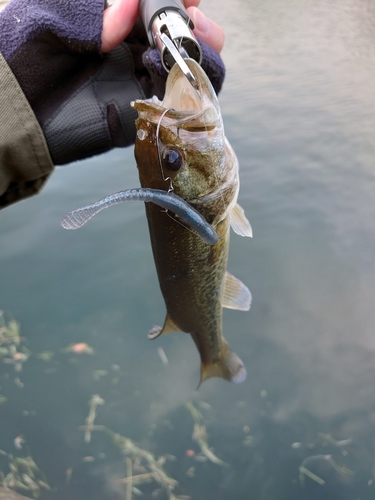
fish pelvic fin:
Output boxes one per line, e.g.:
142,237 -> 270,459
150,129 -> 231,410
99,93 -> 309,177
199,341 -> 247,386
221,271 -> 252,311
230,203 -> 252,237
148,313 -> 179,339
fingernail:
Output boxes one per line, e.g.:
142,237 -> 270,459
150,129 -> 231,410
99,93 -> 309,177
191,8 -> 210,34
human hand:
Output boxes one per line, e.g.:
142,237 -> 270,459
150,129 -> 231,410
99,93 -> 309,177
102,0 -> 225,53
102,0 -> 226,100
0,0 -> 225,166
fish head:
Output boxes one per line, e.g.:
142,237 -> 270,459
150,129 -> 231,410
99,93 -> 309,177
132,59 -> 238,224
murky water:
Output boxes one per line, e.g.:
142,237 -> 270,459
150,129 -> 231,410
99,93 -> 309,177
1,0 -> 375,498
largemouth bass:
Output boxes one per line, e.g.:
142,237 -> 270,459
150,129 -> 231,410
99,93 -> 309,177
132,59 -> 252,385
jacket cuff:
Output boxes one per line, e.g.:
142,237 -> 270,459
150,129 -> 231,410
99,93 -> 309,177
0,52 -> 53,209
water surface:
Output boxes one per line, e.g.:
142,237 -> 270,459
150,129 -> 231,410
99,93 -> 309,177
1,1 -> 375,498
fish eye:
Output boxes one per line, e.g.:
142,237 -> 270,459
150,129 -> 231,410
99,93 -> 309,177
162,147 -> 183,172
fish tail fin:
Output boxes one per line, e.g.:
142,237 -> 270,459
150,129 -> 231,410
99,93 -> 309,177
198,341 -> 246,387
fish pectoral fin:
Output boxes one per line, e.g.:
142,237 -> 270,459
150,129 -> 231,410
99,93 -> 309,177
230,203 -> 252,237
199,341 -> 246,386
148,314 -> 179,339
221,271 -> 252,311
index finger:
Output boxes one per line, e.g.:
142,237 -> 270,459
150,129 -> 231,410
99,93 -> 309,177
184,0 -> 200,6
101,0 -> 138,53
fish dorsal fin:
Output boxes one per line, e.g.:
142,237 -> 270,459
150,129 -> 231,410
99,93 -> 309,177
148,314 -> 179,339
199,341 -> 246,386
230,203 -> 252,237
221,271 -> 252,311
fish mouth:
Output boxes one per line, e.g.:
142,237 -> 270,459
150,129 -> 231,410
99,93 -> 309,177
132,60 -> 220,130
162,59 -> 219,113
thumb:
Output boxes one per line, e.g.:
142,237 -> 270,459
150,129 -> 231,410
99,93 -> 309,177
101,0 -> 139,53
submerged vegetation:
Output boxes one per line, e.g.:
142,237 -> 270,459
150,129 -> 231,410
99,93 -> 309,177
185,402 -> 227,467
80,401 -> 181,499
0,311 -> 374,499
0,455 -> 50,498
78,397 -> 228,499
0,312 -> 232,499
0,312 -> 30,373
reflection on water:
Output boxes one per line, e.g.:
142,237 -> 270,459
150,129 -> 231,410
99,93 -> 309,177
1,0 -> 375,498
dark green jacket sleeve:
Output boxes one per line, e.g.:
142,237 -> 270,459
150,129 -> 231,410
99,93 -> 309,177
0,52 -> 53,209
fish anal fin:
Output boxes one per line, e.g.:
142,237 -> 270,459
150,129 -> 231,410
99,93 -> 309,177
199,341 -> 246,386
221,271 -> 252,311
148,314 -> 179,339
230,203 -> 252,237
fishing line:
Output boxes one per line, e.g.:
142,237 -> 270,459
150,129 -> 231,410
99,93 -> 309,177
164,207 -> 199,238
155,107 -> 194,236
156,107 -> 174,193
155,105 -> 205,240
154,63 -> 224,240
